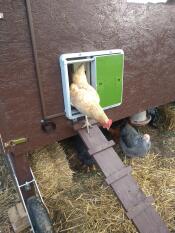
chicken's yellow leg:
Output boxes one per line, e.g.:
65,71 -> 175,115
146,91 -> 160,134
81,116 -> 93,133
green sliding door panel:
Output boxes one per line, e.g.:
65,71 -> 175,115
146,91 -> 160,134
95,54 -> 124,108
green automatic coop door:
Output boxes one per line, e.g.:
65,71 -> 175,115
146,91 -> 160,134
60,49 -> 124,120
95,54 -> 124,108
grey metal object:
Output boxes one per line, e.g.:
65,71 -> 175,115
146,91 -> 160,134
130,111 -> 151,126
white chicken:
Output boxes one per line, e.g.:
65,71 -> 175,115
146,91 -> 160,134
70,64 -> 112,133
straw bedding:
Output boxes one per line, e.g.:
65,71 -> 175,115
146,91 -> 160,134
0,122 -> 174,232
0,156 -> 20,233
29,142 -> 175,232
160,103 -> 175,131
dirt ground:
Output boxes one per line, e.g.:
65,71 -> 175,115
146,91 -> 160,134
0,125 -> 175,233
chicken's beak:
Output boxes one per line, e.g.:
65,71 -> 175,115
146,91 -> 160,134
103,119 -> 112,130
108,119 -> 113,130
107,125 -> 111,130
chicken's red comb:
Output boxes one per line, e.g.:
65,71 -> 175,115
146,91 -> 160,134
103,119 -> 112,130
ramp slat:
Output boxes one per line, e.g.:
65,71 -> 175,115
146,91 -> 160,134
77,125 -> 169,233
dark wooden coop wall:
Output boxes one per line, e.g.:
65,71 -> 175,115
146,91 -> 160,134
0,0 -> 175,154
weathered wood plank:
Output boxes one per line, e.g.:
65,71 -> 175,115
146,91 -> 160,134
126,196 -> 154,220
106,166 -> 132,185
88,140 -> 115,155
78,125 -> 169,233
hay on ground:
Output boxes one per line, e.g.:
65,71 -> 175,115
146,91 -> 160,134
126,154 -> 175,232
0,137 -> 174,232
160,103 -> 175,131
31,142 -> 175,233
30,143 -> 74,227
0,156 -> 20,233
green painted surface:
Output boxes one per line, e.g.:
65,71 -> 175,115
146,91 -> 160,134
96,54 -> 124,108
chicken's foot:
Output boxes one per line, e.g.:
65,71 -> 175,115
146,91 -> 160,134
81,116 -> 93,133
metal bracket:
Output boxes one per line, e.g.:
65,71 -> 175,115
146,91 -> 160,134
4,138 -> 28,148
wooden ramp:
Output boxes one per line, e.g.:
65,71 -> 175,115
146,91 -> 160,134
74,124 -> 169,233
